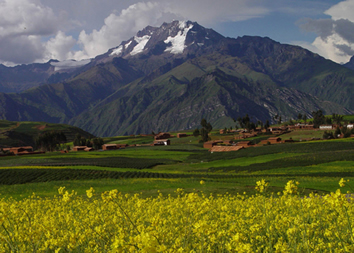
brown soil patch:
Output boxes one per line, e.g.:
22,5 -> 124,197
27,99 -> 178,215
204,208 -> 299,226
35,125 -> 47,130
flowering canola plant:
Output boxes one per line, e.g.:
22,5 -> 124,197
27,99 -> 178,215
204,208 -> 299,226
0,180 -> 354,252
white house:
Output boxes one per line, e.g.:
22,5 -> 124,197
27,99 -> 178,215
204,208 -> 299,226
319,125 -> 333,130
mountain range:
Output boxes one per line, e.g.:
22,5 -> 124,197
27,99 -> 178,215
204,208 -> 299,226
0,20 -> 353,136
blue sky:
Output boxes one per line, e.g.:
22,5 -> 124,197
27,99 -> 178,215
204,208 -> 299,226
0,0 -> 352,65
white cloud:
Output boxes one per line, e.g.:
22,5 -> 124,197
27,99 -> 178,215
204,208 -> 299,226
71,0 -> 270,60
0,0 -> 59,38
0,0 -> 69,64
0,35 -> 45,64
300,0 -> 354,63
164,0 -> 269,24
45,31 -> 77,61
312,35 -> 354,63
325,0 -> 354,22
50,59 -> 91,71
0,0 -> 271,64
72,2 -> 177,60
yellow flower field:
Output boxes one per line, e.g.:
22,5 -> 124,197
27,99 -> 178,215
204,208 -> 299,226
1,181 -> 354,252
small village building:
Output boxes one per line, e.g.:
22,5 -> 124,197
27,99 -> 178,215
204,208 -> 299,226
267,137 -> 282,144
243,133 -> 257,138
102,144 -> 119,150
271,130 -> 284,135
210,146 -> 244,152
223,139 -> 233,145
269,127 -> 282,132
116,144 -> 128,148
72,146 -> 87,151
302,124 -> 314,130
319,125 -> 334,130
235,141 -> 253,148
84,147 -> 94,152
153,139 -> 170,146
347,124 -> 354,129
287,125 -> 297,130
203,140 -> 223,149
177,133 -> 188,138
2,146 -> 34,154
154,132 -> 171,140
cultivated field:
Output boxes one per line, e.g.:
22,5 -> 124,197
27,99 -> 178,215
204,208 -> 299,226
0,132 -> 353,252
1,132 -> 353,198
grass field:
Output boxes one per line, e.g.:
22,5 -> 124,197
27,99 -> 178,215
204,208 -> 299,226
0,131 -> 353,199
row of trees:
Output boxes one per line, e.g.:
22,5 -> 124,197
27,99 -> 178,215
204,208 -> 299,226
323,126 -> 354,139
218,110 -> 351,136
73,134 -> 104,150
35,132 -> 105,152
35,131 -> 67,152
234,114 -> 270,132
270,111 -> 349,128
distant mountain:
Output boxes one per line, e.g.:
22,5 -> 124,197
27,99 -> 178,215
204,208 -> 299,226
0,20 -> 353,136
0,59 -> 91,93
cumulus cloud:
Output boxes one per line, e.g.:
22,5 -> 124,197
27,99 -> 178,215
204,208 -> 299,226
45,31 -> 77,61
299,0 -> 354,63
0,35 -> 45,64
0,0 -> 270,64
0,0 -> 71,64
0,0 -> 59,38
325,0 -> 354,22
71,0 -> 269,60
73,2 -> 178,60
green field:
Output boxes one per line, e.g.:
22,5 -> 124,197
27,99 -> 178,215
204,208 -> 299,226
0,132 -> 353,199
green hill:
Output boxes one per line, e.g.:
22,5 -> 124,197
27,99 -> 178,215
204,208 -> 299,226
0,120 -> 94,148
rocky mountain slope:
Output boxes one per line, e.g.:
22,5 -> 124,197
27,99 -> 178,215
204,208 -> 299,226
0,20 -> 353,136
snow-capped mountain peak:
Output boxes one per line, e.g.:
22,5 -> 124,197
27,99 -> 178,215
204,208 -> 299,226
164,21 -> 194,54
108,20 -> 224,59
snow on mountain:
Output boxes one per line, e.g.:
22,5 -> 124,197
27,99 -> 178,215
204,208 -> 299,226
104,20 -> 225,61
130,35 -> 151,55
110,45 -> 123,56
164,21 -> 193,54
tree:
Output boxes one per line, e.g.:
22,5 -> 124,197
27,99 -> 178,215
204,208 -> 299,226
334,127 -> 341,138
323,131 -> 334,139
35,131 -> 67,152
297,113 -> 303,122
302,114 -> 307,123
277,116 -> 282,125
200,128 -> 209,142
73,133 -> 88,146
92,138 -> 104,150
312,110 -> 325,128
332,114 -> 343,126
199,118 -> 212,142
193,128 -> 200,137
264,120 -> 270,129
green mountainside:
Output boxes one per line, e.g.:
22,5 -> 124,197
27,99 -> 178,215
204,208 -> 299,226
0,21 -> 353,136
0,120 -> 94,148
